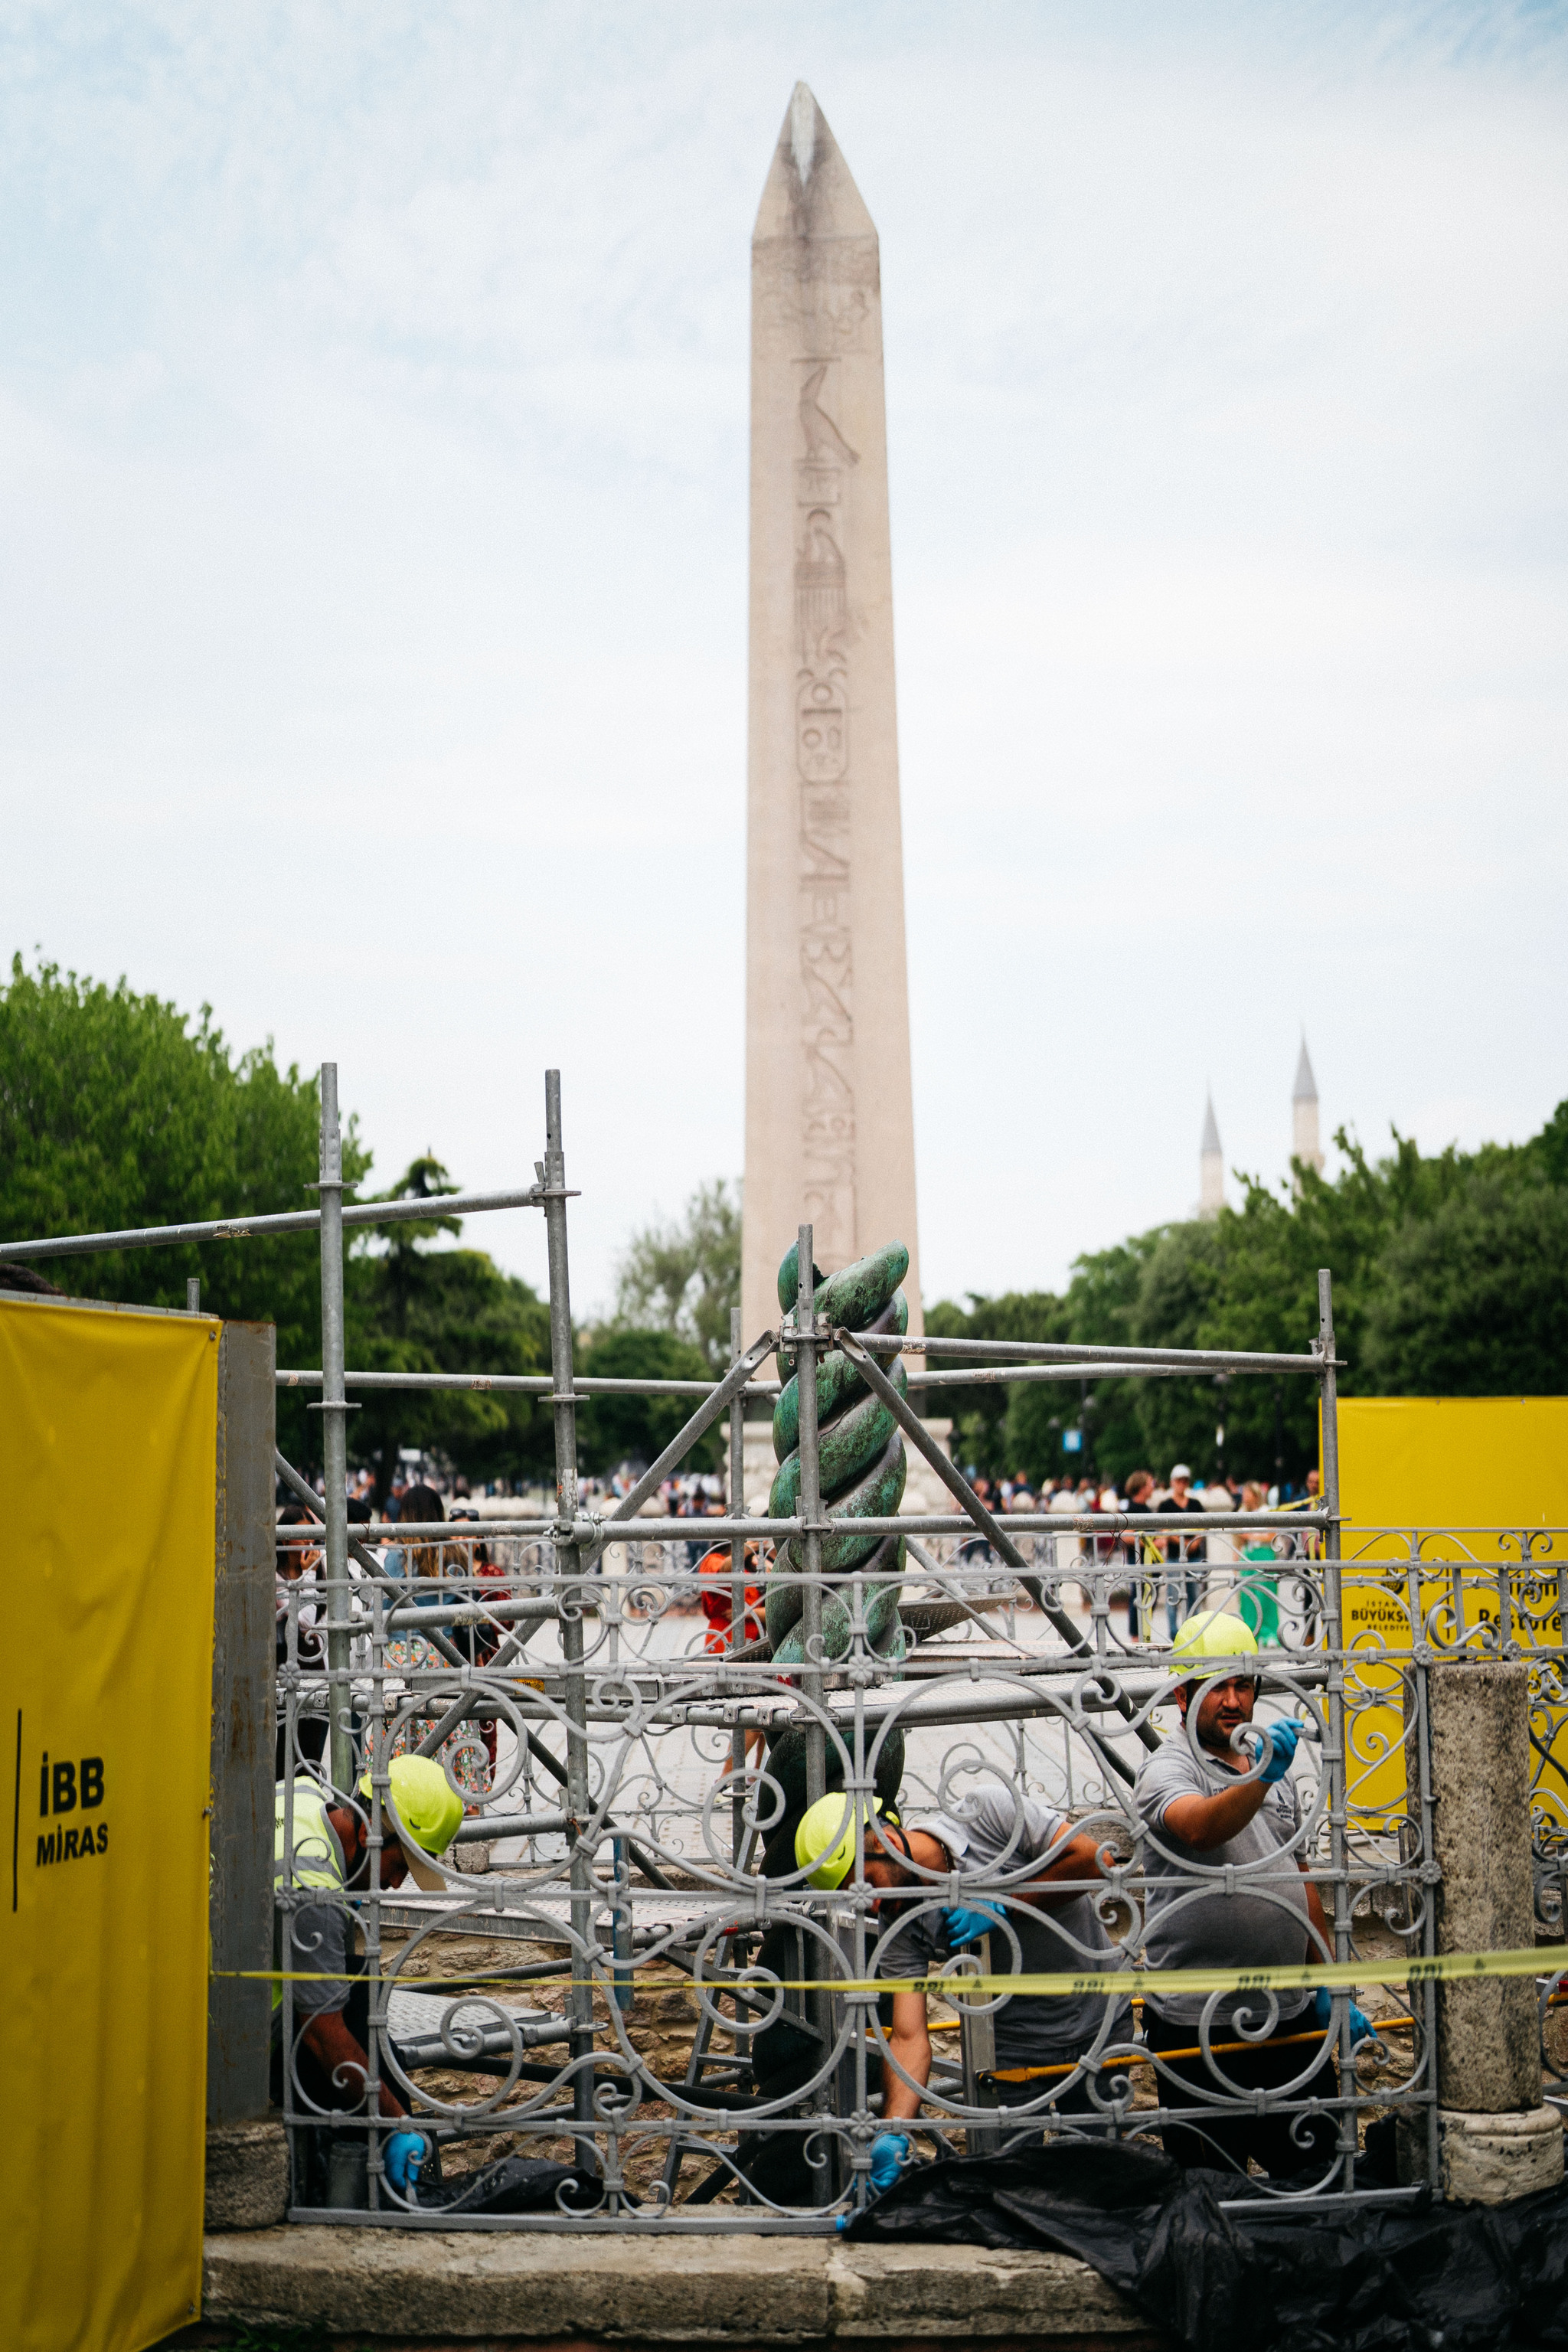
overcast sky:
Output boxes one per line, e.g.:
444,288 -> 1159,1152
4,3 -> 1564,1316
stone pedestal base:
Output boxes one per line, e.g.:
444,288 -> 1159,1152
205,2118 -> 289,2232
204,2227 -> 1150,2342
1397,2105 -> 1564,2205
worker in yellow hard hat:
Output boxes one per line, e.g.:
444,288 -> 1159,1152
272,1756 -> 464,2205
793,1792 -> 893,1891
729,1791 -> 904,2204
1132,1611 -> 1369,2180
793,1786 -> 1131,2190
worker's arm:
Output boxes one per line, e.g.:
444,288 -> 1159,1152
1014,1831 -> 1110,1909
1163,1716 -> 1302,1850
880,1991 -> 932,2123
1160,1772 -> 1268,1852
301,2010 -> 406,2120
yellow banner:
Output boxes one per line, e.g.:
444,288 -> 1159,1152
1338,1396 -> 1568,1831
0,1298 -> 218,2352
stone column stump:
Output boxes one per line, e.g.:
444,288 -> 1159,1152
1398,1660 -> 1563,2201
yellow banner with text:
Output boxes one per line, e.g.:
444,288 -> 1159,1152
1338,1396 -> 1568,1833
0,1297 -> 218,2352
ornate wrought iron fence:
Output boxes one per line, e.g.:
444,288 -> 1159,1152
6,1065 -> 1563,2226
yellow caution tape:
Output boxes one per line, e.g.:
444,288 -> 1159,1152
216,1942 -> 1564,1998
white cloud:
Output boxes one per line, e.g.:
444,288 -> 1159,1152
2,2 -> 1565,1318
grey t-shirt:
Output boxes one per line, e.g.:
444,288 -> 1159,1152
273,1804 -> 352,2030
274,1899 -> 351,2024
877,1783 -> 1132,2066
1134,1731 -> 1313,2025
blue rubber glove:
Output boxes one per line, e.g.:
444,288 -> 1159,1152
868,2130 -> 913,2194
384,2129 -> 430,2197
1249,1719 -> 1301,1784
1313,1984 -> 1376,2046
942,1901 -> 1004,1948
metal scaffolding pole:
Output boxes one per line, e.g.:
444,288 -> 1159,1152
835,1329 -> 1154,1777
11,1054 -> 1511,2232
316,1064 -> 354,1794
854,1333 -> 1335,1374
541,1069 -> 599,2163
309,1507 -> 1330,1545
1317,1266 -> 1354,2188
794,1226 -> 826,1810
729,1305 -> 748,1867
0,1181 -> 551,1261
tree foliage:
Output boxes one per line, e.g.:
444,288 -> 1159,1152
11,961 -> 1563,1499
348,1156 -> 554,1497
0,959 -> 554,1488
574,1327 -> 721,1475
0,957 -> 367,1462
924,1289 -> 1067,1478
611,1180 -> 740,1370
929,1105 -> 1568,1487
1361,1173 -> 1568,1396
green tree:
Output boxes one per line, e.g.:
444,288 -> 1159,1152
574,1328 -> 720,1476
1361,1171 -> 1568,1394
612,1180 -> 740,1370
924,1291 -> 1068,1479
0,959 -> 556,1491
348,1157 -> 554,1498
0,956 -> 367,1465
1528,1098 -> 1568,1189
927,1241 -> 1161,1485
927,1096 -> 1568,1489
1008,1236 -> 1159,1485
1191,1121 -> 1568,1472
1121,1221 -> 1230,1479
361,1155 -> 463,1336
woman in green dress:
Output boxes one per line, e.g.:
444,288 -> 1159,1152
1236,1478 -> 1282,1645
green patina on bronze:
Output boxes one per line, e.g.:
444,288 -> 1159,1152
760,1240 -> 912,1844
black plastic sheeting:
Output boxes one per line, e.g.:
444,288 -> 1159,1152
414,2154 -> 603,2216
840,2141 -> 1568,2352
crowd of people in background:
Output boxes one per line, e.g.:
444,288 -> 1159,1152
273,1453 -> 1322,1748
969,1465 -> 1319,1519
273,1451 -> 1357,2184
964,1462 -> 1322,1645
275,1467 -> 510,1829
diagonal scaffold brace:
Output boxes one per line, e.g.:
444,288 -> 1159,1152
835,1327 -> 1162,1782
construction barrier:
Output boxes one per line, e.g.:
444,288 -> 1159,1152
1339,1397 -> 1568,1836
1,1298 -> 217,2352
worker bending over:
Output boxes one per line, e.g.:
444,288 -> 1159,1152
796,1783 -> 1132,2194
1134,1611 -> 1371,2180
273,1755 -> 462,2203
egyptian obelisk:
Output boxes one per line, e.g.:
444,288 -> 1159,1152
741,84 -> 923,1345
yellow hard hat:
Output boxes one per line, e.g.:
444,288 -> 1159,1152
795,1793 -> 887,1890
1170,1609 -> 1259,1670
358,1756 -> 464,1889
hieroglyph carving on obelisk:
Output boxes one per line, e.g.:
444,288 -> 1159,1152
741,84 -> 923,1345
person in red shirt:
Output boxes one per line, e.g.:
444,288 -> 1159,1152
696,1537 -> 763,1648
697,1539 -> 765,1767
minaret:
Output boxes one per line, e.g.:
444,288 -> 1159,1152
741,84 -> 922,1344
1292,1037 -> 1325,1182
1199,1093 -> 1224,1220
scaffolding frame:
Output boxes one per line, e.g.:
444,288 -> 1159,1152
5,1065 -> 1565,2228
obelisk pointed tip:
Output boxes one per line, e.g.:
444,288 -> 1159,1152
753,83 -> 877,243
789,82 -> 818,182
